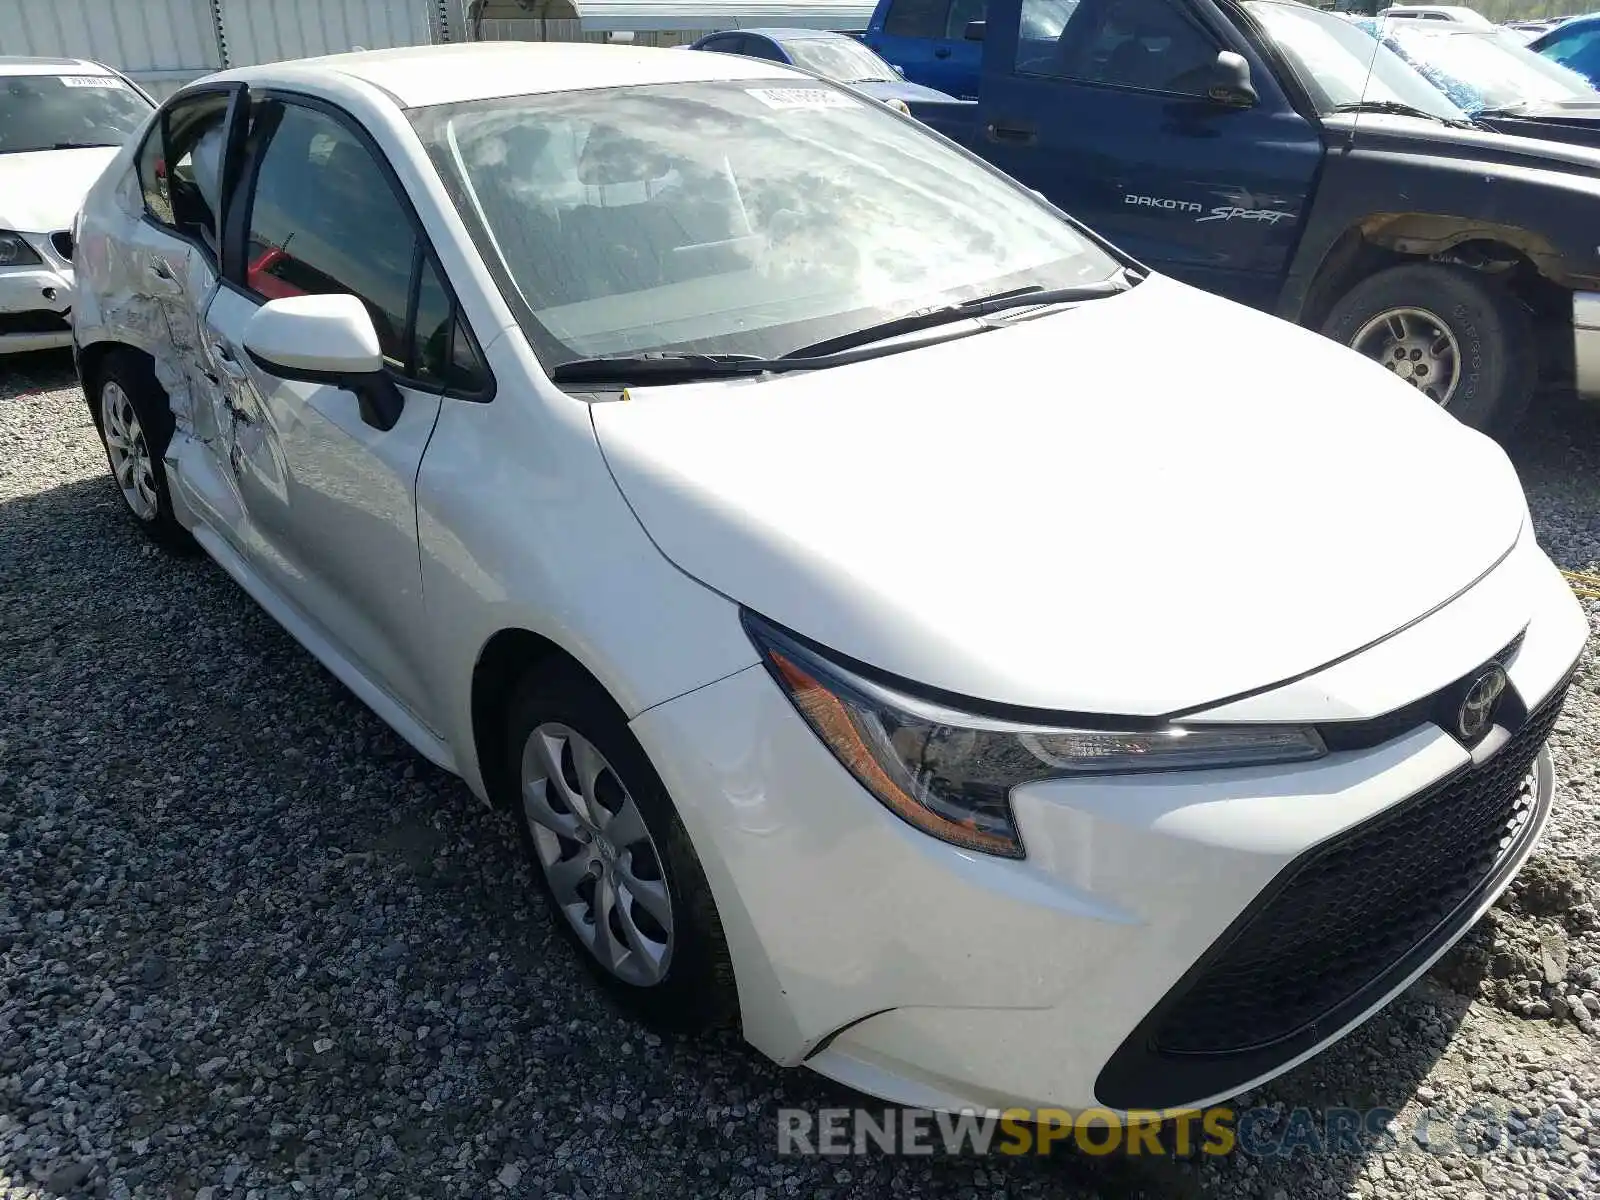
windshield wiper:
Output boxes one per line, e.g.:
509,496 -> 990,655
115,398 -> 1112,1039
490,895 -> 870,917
549,351 -> 779,384
1330,100 -> 1476,129
549,276 -> 1136,386
781,276 -> 1134,360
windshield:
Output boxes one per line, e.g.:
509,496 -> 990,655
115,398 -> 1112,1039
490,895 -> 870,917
0,72 -> 152,155
1246,1 -> 1471,121
1367,23 -> 1598,111
411,81 -> 1119,367
781,37 -> 900,83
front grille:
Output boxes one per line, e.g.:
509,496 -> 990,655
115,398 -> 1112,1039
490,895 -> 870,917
49,231 -> 73,261
0,310 -> 70,335
1150,678 -> 1569,1057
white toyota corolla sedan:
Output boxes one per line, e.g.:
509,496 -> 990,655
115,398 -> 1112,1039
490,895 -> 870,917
72,42 -> 1586,1116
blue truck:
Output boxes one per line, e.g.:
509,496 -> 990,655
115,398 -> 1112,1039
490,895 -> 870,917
863,0 -> 1600,433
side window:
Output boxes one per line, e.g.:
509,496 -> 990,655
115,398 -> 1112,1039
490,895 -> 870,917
1017,0 -> 1219,97
945,0 -> 986,39
242,102 -> 416,366
883,0 -> 951,38
413,256 -> 491,394
1567,39 -> 1600,81
741,37 -> 788,62
1542,28 -> 1600,68
138,91 -> 231,252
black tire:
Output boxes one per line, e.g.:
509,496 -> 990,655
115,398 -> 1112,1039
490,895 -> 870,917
1319,262 -> 1535,436
505,662 -> 738,1035
89,350 -> 195,554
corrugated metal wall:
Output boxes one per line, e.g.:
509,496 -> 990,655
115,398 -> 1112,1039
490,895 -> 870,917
214,0 -> 440,65
470,0 -> 873,35
0,0 -> 457,94
0,0 -> 866,88
0,0 -> 223,98
474,18 -> 698,43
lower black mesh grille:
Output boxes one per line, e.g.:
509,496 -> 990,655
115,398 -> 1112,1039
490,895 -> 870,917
1151,678 -> 1569,1057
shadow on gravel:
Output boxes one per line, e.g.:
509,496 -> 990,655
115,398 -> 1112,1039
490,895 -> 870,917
0,372 -> 1593,1198
0,348 -> 77,396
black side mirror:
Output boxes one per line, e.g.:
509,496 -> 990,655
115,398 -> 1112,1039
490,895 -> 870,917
964,19 -> 986,40
1207,50 -> 1258,108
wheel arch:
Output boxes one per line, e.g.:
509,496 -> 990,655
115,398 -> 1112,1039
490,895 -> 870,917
1295,217 -> 1570,331
75,338 -> 156,425
470,627 -> 620,812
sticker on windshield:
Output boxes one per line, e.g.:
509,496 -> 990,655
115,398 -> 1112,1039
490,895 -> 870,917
746,87 -> 858,111
59,75 -> 126,88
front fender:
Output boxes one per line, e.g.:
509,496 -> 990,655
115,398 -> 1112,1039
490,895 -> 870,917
1278,127 -> 1600,322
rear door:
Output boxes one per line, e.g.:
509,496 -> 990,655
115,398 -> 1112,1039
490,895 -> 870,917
866,0 -> 985,98
976,0 -> 1322,309
200,94 -> 492,730
123,83 -> 253,535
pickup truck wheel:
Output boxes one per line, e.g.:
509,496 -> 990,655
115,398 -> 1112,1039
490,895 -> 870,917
1320,263 -> 1534,434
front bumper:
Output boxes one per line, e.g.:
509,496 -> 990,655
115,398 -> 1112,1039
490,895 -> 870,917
0,238 -> 75,355
630,533 -> 1587,1115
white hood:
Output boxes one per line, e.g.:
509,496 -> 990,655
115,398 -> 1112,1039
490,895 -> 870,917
592,276 -> 1528,717
0,146 -> 120,233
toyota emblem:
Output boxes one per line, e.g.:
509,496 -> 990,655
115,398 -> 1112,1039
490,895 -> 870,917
1458,665 -> 1508,742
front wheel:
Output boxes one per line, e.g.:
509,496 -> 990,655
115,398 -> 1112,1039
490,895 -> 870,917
1320,262 -> 1534,435
506,664 -> 737,1034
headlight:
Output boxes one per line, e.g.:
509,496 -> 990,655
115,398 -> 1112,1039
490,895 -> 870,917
0,231 -> 41,267
884,97 -> 913,115
744,611 -> 1327,860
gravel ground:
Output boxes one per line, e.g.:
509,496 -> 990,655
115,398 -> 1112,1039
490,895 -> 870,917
1,350 -> 1598,1200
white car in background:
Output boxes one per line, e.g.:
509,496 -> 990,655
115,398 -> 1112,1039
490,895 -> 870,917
71,43 -> 1586,1116
1377,4 -> 1497,27
0,56 -> 153,354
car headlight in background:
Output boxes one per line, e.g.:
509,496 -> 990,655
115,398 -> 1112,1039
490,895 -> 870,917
743,611 -> 1327,860
884,98 -> 913,115
0,231 -> 41,267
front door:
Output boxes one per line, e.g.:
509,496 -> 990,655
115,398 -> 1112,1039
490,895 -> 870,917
199,96 -> 478,731
867,0 -> 987,98
978,0 -> 1321,309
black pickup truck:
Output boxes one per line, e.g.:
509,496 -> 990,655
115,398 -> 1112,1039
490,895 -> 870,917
874,0 -> 1600,433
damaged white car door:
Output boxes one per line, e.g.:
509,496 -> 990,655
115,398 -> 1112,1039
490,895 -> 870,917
119,84 -> 248,530
195,95 -> 492,737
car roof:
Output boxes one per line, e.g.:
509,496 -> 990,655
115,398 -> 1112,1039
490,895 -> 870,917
1531,13 -> 1600,39
739,28 -> 848,40
0,56 -> 113,78
216,41 -> 802,109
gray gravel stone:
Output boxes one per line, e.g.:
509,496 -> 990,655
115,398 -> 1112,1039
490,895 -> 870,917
4,353 -> 1600,1200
